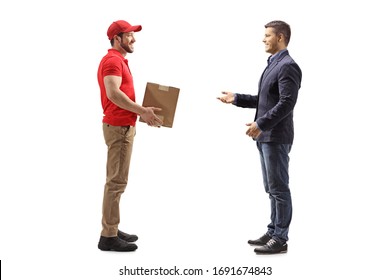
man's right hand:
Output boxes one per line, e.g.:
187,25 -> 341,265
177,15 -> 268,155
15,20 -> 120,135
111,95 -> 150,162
217,91 -> 235,104
140,107 -> 163,127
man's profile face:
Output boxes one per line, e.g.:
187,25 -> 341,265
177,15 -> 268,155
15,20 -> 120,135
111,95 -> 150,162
263,27 -> 281,55
119,32 -> 136,53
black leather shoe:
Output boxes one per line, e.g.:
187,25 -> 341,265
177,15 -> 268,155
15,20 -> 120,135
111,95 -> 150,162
248,234 -> 272,246
118,230 -> 138,242
254,238 -> 287,254
98,236 -> 138,252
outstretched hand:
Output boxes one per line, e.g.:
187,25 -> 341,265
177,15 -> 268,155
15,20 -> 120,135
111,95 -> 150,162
217,91 -> 235,104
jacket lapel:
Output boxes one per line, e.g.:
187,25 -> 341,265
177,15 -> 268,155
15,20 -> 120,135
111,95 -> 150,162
259,50 -> 289,87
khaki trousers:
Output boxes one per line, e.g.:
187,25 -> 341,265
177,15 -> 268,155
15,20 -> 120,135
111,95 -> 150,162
101,123 -> 136,237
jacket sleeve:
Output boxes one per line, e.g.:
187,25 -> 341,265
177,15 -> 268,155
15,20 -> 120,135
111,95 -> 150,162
234,93 -> 258,108
256,62 -> 302,131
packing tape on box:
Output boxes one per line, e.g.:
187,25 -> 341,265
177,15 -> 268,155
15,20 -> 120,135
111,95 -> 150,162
158,85 -> 169,91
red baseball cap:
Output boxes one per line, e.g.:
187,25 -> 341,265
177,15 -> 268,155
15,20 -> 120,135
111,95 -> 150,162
107,20 -> 142,40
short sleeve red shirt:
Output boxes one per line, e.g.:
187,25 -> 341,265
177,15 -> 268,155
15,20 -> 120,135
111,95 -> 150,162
97,49 -> 137,126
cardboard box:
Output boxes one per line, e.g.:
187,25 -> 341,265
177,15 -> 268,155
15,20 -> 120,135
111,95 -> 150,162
140,82 -> 180,128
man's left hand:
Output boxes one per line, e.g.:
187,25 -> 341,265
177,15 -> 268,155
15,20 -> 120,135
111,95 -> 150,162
246,122 -> 261,139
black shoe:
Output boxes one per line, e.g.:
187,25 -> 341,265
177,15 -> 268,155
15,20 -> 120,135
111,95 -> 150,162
248,234 -> 272,246
98,236 -> 138,252
118,230 -> 138,242
254,238 -> 287,254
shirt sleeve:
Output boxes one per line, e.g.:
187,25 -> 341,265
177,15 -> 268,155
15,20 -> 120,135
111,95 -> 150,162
102,56 -> 123,77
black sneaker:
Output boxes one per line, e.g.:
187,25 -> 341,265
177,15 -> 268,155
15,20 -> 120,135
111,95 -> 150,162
98,236 -> 138,252
248,234 -> 272,246
118,230 -> 138,242
254,238 -> 287,254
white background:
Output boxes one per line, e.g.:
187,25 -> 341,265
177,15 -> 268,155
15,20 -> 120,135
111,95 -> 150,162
0,0 -> 389,279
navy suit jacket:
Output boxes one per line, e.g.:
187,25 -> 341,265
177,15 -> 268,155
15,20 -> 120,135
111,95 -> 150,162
235,50 -> 302,144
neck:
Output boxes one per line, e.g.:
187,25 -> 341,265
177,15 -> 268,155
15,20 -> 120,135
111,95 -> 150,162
113,45 -> 127,57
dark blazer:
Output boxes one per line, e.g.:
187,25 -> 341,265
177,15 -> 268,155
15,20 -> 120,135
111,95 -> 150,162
235,50 -> 302,144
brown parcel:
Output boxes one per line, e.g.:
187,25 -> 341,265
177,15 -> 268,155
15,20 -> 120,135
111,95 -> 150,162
140,82 -> 180,128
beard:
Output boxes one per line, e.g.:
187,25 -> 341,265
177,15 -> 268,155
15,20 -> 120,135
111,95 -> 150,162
120,41 -> 134,53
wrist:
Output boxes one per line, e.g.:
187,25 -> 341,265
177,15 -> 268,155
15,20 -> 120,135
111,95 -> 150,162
136,106 -> 147,116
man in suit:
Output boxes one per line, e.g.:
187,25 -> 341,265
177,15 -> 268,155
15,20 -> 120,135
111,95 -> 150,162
218,20 -> 302,254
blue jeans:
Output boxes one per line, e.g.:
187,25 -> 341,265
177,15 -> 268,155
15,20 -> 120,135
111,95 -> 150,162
257,142 -> 292,243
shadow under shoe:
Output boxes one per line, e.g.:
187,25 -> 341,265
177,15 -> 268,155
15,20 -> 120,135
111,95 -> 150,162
98,236 -> 138,252
248,233 -> 272,246
118,230 -> 138,242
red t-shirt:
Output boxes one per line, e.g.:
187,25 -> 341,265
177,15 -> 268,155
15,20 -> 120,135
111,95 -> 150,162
97,49 -> 137,126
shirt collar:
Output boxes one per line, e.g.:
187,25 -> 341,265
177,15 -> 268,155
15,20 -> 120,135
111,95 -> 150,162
268,48 -> 288,65
108,48 -> 125,59
107,48 -> 128,65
